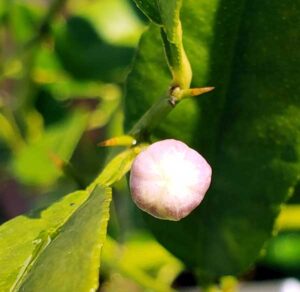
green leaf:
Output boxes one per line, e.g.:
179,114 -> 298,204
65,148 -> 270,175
133,0 -> 182,37
18,186 -> 112,292
125,25 -> 199,143
0,190 -> 89,291
0,143 -> 137,290
79,0 -> 145,46
9,2 -> 40,44
132,0 -> 161,25
125,0 -> 300,283
12,110 -> 88,186
133,0 -> 190,88
157,0 -> 182,43
54,16 -> 134,82
0,113 -> 25,153
92,145 -> 146,188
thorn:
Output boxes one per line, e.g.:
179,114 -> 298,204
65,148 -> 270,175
170,86 -> 215,101
189,86 -> 215,97
98,135 -> 137,147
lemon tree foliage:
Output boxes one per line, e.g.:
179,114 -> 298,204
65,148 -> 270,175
0,186 -> 111,292
126,0 -> 300,283
0,0 -> 299,289
18,186 -> 112,292
0,139 -> 140,291
55,16 -> 135,82
12,111 -> 89,186
0,190 -> 88,291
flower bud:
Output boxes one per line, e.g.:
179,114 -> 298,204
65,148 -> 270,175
130,139 -> 212,221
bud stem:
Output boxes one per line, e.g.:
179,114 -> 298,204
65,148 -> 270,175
129,86 -> 214,142
129,94 -> 174,141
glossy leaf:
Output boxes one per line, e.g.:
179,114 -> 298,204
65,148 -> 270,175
0,190 -> 89,291
133,0 -> 190,88
92,145 -> 146,188
0,139 -> 141,290
157,0 -> 181,43
132,0 -> 161,24
124,25 -> 198,143
125,0 -> 300,283
18,186 -> 112,292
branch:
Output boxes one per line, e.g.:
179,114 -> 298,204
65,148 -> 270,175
129,86 -> 214,143
129,91 -> 175,142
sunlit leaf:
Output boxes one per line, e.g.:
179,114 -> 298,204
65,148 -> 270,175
78,0 -> 145,46
18,186 -> 112,292
92,146 -> 146,188
12,110 -> 89,186
0,190 -> 89,291
9,2 -> 39,44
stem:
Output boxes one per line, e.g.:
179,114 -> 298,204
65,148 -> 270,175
129,92 -> 178,142
128,86 -> 213,143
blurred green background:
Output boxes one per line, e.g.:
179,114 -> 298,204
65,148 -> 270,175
0,0 -> 299,290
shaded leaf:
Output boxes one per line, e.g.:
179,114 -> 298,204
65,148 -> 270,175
132,0 -> 161,24
124,25 -> 200,145
132,0 -> 190,88
54,16 -> 134,82
157,0 -> 182,43
125,0 -> 300,283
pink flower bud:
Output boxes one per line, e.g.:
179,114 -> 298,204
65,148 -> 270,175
130,139 -> 212,221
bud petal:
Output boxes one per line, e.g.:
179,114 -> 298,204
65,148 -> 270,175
130,139 -> 212,221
